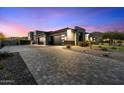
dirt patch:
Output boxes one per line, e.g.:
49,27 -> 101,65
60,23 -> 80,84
0,52 -> 37,85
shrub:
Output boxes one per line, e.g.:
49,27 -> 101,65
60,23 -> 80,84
98,46 -> 102,48
78,42 -> 83,46
20,40 -> 31,45
111,46 -> 117,50
101,47 -> 108,51
66,45 -> 71,49
103,52 -> 110,57
79,42 -> 89,47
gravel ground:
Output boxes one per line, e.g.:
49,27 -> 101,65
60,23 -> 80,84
0,52 -> 37,85
1,45 -> 124,85
70,46 -> 124,62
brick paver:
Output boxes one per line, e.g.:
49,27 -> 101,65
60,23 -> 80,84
1,45 -> 124,84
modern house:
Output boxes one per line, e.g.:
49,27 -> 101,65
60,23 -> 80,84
28,26 -> 89,45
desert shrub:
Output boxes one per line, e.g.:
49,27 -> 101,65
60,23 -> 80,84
0,64 -> 4,70
78,42 -> 83,46
102,52 -> 110,57
79,42 -> 89,47
66,45 -> 71,49
98,45 -> 102,48
0,52 -> 13,60
101,47 -> 108,51
111,46 -> 117,50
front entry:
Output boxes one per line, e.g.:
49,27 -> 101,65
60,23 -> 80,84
37,36 -> 46,45
50,36 -> 54,45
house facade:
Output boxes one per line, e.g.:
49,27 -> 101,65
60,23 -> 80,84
28,26 -> 89,45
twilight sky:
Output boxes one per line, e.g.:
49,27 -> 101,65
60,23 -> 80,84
0,7 -> 124,37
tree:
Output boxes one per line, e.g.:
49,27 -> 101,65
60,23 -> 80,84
102,32 -> 124,45
0,32 -> 6,40
89,32 -> 103,44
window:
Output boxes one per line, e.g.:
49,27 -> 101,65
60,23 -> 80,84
79,32 -> 83,41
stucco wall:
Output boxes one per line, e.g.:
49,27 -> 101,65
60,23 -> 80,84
67,29 -> 75,41
85,34 -> 90,41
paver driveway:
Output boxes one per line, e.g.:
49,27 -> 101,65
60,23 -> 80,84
1,45 -> 124,85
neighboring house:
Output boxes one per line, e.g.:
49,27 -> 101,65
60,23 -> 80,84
28,26 -> 88,45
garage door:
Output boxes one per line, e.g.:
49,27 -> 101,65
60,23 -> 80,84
53,35 -> 61,45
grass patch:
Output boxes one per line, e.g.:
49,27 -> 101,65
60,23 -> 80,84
78,42 -> 89,47
93,45 -> 124,51
98,45 -> 102,48
111,46 -> 117,50
96,45 -> 108,51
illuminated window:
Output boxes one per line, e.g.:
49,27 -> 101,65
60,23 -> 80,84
64,37 -> 67,40
61,34 -> 65,37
